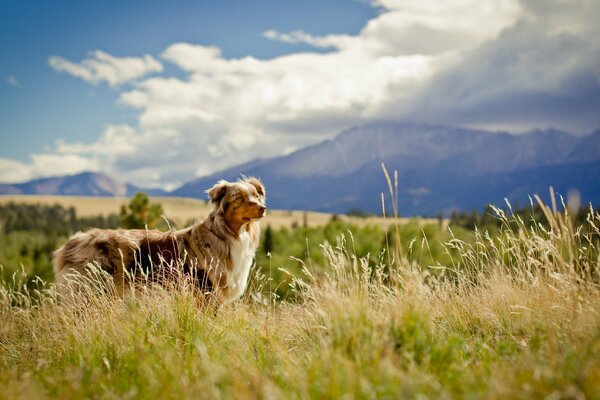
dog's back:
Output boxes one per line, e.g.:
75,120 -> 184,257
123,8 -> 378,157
53,228 -> 179,292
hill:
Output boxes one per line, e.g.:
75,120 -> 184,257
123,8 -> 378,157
0,172 -> 166,197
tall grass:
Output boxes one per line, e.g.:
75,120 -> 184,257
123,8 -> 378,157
1,196 -> 600,399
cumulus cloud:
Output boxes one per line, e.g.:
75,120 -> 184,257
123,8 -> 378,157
0,158 -> 32,183
263,30 -> 352,49
2,0 -> 599,188
403,0 -> 600,132
48,50 -> 163,86
0,154 -> 101,184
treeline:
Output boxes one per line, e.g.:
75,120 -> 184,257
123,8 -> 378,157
0,202 -> 119,236
0,203 -> 120,284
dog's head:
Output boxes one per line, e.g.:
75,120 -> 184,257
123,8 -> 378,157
206,177 -> 267,224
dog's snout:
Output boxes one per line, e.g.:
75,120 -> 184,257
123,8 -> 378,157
258,205 -> 266,213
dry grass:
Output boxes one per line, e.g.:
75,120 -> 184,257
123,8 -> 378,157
0,194 -> 432,229
1,196 -> 599,399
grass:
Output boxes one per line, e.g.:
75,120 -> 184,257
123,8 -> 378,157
1,197 -> 600,399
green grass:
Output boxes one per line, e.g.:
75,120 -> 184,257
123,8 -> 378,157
1,201 -> 600,399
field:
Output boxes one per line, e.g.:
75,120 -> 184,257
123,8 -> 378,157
1,194 -> 600,399
0,195 -> 425,229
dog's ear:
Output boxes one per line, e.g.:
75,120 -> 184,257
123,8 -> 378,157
245,177 -> 265,197
206,180 -> 229,207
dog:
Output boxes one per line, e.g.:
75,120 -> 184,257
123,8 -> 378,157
53,177 -> 266,304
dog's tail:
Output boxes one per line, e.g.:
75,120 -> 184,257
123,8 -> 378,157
52,244 -> 68,288
52,231 -> 88,289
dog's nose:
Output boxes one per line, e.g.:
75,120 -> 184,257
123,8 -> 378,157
258,205 -> 266,214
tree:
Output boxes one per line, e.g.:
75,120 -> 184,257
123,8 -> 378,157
263,224 -> 273,254
119,193 -> 165,229
346,208 -> 372,218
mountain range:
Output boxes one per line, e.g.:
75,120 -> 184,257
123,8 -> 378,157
173,122 -> 600,215
0,172 -> 166,198
2,122 -> 599,216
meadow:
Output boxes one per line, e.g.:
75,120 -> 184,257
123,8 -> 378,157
0,195 -> 421,230
1,192 -> 599,399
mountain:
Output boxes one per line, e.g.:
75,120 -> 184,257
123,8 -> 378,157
0,172 -> 167,197
173,122 -> 600,215
2,123 -> 598,215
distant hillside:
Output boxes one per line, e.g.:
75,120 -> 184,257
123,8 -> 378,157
173,122 -> 600,215
0,172 -> 166,197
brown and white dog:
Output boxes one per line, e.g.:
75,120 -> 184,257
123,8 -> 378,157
53,177 -> 266,304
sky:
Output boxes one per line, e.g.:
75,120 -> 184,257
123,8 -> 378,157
1,0 -> 600,189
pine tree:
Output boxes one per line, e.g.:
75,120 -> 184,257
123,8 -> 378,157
263,224 -> 273,254
119,192 -> 164,229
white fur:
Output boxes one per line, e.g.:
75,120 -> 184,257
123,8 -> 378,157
223,228 -> 255,304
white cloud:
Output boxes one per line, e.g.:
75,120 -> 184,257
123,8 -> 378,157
264,1 -> 521,56
262,30 -> 352,49
48,50 -> 163,86
402,0 -> 600,132
3,0 -> 598,189
0,154 -> 101,184
155,42 -> 438,129
0,158 -> 32,183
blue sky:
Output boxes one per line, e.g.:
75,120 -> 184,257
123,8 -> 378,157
1,0 -> 375,160
1,0 -> 600,189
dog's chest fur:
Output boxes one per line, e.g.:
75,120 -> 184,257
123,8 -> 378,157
224,230 -> 255,303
